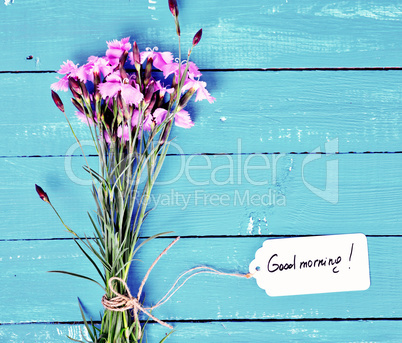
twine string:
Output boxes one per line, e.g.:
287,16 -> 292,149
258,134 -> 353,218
101,236 -> 252,332
101,236 -> 180,333
150,266 -> 253,310
137,236 -> 180,300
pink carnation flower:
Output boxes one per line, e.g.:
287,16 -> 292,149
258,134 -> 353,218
143,108 -> 167,131
77,56 -> 114,83
161,61 -> 202,80
147,108 -> 194,129
98,73 -> 143,105
182,77 -> 215,104
154,80 -> 174,97
106,37 -> 132,66
174,109 -> 194,128
138,49 -> 174,70
51,60 -> 80,91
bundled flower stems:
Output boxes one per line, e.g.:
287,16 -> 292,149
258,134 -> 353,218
36,1 -> 215,342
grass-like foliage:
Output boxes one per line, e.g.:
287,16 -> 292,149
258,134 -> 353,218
36,1 -> 213,341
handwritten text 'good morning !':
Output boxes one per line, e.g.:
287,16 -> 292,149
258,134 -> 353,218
268,254 -> 343,274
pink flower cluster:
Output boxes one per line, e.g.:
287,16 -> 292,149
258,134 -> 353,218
51,37 -> 214,143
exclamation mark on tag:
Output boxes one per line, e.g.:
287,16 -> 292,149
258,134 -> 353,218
349,243 -> 354,269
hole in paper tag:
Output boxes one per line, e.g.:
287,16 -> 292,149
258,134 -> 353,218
249,234 -> 370,297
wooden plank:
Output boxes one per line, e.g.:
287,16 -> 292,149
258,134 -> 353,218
0,237 -> 400,323
1,71 -> 402,157
2,320 -> 402,342
2,1 -> 402,70
1,153 -> 401,239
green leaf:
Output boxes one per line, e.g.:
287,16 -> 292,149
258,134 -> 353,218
77,299 -> 97,342
80,235 -> 112,273
159,330 -> 175,342
87,212 -> 105,246
83,165 -> 105,183
48,270 -> 105,291
132,231 -> 174,257
73,239 -> 106,285
66,335 -> 86,343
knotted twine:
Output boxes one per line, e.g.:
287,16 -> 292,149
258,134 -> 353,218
101,237 -> 253,334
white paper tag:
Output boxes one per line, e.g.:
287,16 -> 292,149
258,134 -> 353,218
249,234 -> 370,296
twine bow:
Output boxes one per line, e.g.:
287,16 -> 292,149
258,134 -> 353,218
101,276 -> 173,335
101,236 -> 252,336
101,237 -> 179,336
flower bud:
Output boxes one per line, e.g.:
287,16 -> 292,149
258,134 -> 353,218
116,94 -> 125,125
178,87 -> 196,110
116,94 -> 124,111
68,77 -> 82,96
71,98 -> 84,113
160,120 -> 172,145
192,29 -> 202,47
35,184 -> 50,204
144,57 -> 153,86
119,65 -> 129,82
93,70 -> 101,87
144,81 -> 155,103
80,81 -> 90,103
175,18 -> 181,37
168,0 -> 178,17
51,90 -> 65,113
70,86 -> 81,100
148,94 -> 156,113
119,50 -> 128,67
172,74 -> 178,88
132,42 -> 140,65
95,90 -> 101,103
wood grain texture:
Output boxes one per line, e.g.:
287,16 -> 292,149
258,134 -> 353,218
2,321 -> 402,343
2,0 -> 402,340
1,153 -> 400,239
0,237 -> 400,323
1,0 -> 402,70
1,70 -> 402,157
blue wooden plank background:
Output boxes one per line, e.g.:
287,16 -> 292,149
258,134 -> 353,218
1,0 -> 402,342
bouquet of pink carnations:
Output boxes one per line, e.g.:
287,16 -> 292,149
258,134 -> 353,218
36,1 -> 214,341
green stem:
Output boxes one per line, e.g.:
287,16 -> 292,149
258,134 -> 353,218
61,109 -> 97,187
48,202 -> 77,237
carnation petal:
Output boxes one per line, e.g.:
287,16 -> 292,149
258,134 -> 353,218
143,108 -> 167,131
174,109 -> 194,128
153,51 -> 174,70
143,115 -> 153,131
161,62 -> 179,78
105,73 -> 122,83
121,84 -> 144,105
107,37 -> 131,50
76,65 -> 90,83
153,108 -> 167,125
195,85 -> 216,103
75,111 -> 95,126
106,37 -> 132,66
187,62 -> 202,78
51,76 -> 69,92
117,125 -> 130,142
140,51 -> 152,64
131,109 -> 140,127
98,81 -> 121,99
57,60 -> 78,74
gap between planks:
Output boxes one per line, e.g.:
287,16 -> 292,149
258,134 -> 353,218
2,151 -> 402,159
2,317 -> 402,327
1,67 -> 402,74
1,235 -> 401,242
